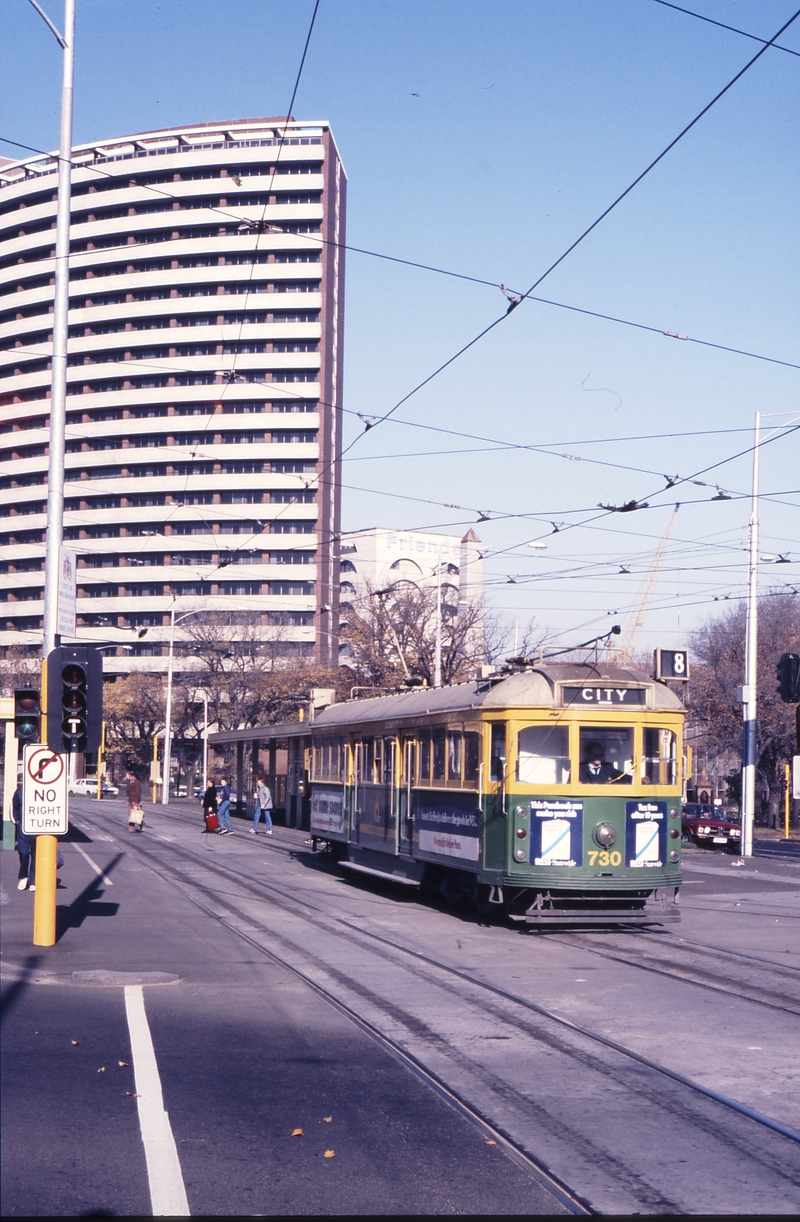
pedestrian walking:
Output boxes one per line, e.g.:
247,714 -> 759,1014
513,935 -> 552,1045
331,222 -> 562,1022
251,776 -> 273,835
216,778 -> 233,834
10,783 -> 35,891
202,781 -> 220,833
127,770 -> 144,833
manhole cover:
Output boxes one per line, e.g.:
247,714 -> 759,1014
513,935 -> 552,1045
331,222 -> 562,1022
71,970 -> 179,986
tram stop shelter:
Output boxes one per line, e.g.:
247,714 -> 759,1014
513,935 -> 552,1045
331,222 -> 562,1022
207,721 -> 312,830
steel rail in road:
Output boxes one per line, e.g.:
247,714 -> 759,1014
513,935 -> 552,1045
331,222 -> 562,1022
72,805 -> 800,1213
544,931 -> 800,1017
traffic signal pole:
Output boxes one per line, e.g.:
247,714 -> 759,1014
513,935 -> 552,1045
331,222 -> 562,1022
35,0 -> 76,949
741,412 -> 760,858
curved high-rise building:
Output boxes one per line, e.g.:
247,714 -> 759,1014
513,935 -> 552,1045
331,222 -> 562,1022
0,118 -> 345,672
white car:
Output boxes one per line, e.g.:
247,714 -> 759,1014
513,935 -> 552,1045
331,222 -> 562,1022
69,778 -> 120,797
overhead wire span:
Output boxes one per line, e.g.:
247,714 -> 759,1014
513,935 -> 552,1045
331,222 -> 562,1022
338,5 -> 800,452
649,0 -> 800,56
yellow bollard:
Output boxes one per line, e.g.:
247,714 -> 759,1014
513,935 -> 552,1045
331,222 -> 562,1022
33,834 -> 58,947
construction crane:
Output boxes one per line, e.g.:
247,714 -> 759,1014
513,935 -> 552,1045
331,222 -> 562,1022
617,504 -> 680,664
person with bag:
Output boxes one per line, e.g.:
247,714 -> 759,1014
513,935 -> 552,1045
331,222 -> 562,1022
216,778 -> 233,835
202,781 -> 220,833
127,770 -> 145,833
250,777 -> 273,835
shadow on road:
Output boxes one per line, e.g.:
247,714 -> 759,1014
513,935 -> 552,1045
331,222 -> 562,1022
0,953 -> 43,1025
55,853 -> 124,942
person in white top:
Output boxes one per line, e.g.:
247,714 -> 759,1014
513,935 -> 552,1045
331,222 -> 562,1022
251,777 -> 274,835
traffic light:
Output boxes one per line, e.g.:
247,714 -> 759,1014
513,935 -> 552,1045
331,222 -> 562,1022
776,653 -> 800,704
14,689 -> 41,743
46,645 -> 103,754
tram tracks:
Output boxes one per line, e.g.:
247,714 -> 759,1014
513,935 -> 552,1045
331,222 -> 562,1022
74,807 -> 800,1215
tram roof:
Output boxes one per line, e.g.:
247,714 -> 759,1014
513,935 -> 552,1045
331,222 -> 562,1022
312,663 -> 683,730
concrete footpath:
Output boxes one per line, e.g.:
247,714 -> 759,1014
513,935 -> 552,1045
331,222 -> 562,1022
1,804 -> 562,1218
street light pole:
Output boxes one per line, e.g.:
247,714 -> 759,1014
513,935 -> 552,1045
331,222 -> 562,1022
40,0 -> 76,658
162,607 -> 176,805
741,412 -> 760,857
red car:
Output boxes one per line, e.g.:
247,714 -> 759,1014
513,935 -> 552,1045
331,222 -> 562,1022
682,804 -> 741,853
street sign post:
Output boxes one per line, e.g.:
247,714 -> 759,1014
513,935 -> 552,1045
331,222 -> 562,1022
22,744 -> 68,836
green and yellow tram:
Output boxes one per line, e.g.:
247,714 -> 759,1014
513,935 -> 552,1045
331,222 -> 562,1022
309,663 -> 684,924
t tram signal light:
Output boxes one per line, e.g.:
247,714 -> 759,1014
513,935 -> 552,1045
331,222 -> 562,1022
46,645 -> 103,754
14,689 -> 41,743
776,653 -> 800,704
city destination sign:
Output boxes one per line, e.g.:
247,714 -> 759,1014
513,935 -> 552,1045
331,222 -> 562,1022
22,744 -> 69,835
563,686 -> 646,706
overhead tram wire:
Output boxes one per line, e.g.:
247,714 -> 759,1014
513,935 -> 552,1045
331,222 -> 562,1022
649,0 -> 800,56
341,5 -> 800,453
2,136 -> 797,373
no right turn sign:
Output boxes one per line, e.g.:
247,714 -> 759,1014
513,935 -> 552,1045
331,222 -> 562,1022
22,744 -> 69,835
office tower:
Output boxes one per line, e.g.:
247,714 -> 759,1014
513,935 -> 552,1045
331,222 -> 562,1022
0,118 -> 345,673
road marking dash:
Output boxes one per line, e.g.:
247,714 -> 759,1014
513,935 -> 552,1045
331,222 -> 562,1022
72,843 -> 114,885
124,985 -> 190,1216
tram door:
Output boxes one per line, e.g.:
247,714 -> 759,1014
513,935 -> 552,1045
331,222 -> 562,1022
398,737 -> 416,855
349,741 -> 363,844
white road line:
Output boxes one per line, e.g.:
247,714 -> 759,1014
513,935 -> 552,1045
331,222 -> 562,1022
124,985 -> 190,1217
71,842 -> 114,885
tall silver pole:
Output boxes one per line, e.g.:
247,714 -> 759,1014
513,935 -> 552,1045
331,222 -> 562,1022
741,411 -> 761,857
434,547 -> 443,688
162,608 -> 175,805
42,0 -> 76,658
202,693 -> 208,795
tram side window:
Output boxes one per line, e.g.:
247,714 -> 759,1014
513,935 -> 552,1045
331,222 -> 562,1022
578,727 -> 633,784
359,738 -> 374,783
447,731 -> 462,783
464,731 -> 480,784
517,725 -> 570,785
643,728 -> 677,785
383,738 -> 395,784
432,730 -> 446,782
490,723 -> 506,781
420,733 -> 431,782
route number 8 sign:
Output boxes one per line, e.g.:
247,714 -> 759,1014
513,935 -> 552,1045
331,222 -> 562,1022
654,649 -> 690,681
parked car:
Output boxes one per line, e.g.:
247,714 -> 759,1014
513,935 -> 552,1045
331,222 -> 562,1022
69,777 -> 120,797
682,803 -> 741,852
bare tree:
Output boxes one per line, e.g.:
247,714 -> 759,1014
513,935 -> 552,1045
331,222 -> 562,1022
341,583 -> 541,690
688,591 -> 800,826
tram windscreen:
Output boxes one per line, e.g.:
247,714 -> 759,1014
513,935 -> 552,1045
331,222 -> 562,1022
517,725 -> 570,784
578,727 -> 633,784
642,728 -> 677,785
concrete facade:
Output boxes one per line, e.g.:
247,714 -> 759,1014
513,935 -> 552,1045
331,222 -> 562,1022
0,119 -> 346,673
338,526 -> 483,613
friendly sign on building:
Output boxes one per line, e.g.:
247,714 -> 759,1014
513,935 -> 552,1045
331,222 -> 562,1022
22,744 -> 69,836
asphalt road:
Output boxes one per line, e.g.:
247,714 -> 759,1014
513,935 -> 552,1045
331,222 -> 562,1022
2,800 -> 799,1216
1,810 -> 565,1218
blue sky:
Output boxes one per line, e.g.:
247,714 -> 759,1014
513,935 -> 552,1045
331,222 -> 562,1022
4,0 -> 799,650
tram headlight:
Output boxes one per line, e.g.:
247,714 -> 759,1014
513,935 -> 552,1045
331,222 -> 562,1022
594,822 -> 617,847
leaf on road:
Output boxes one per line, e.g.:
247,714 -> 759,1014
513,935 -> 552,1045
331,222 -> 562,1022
484,1139 -> 497,1145
126,1092 -> 140,1098
323,1116 -> 332,1123
323,1149 -> 336,1159
71,1040 -> 79,1046
97,1067 -> 106,1073
291,1128 -> 304,1137
118,1061 -> 129,1067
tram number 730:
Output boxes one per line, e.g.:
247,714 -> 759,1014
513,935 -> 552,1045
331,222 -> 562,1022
587,850 -> 622,867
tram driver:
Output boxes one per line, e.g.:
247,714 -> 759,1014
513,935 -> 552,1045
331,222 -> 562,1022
579,740 -> 628,784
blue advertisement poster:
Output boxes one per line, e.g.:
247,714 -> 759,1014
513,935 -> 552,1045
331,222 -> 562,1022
625,800 -> 667,868
417,791 -> 481,862
530,798 -> 583,867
